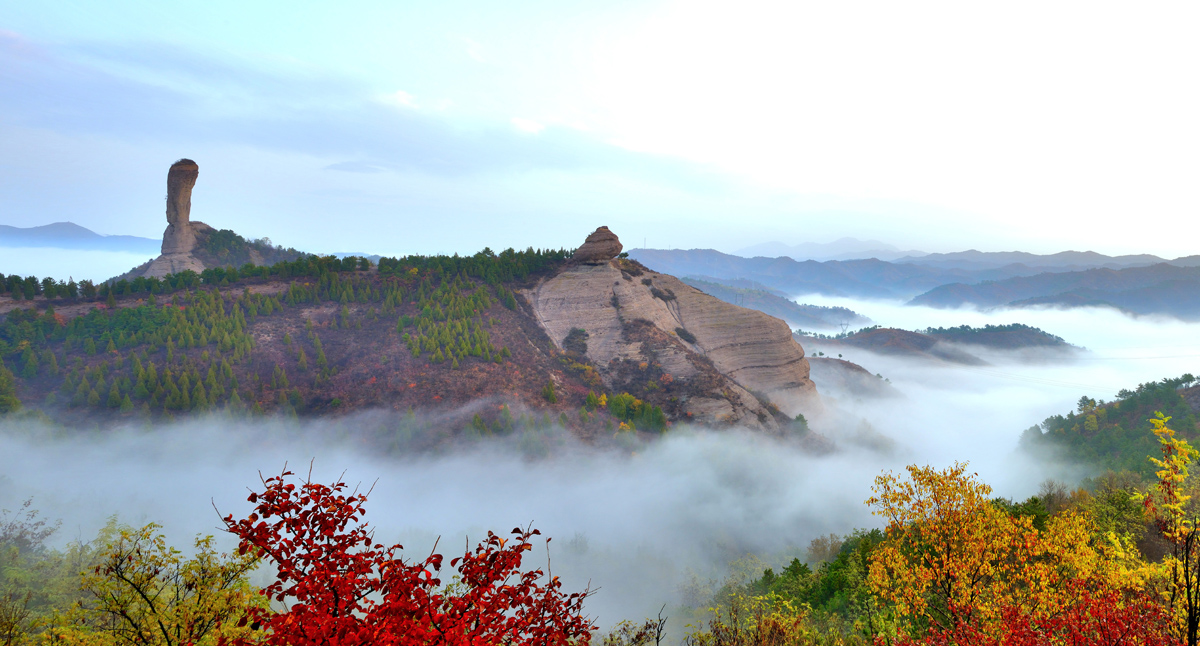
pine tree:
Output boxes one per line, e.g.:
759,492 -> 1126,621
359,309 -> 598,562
87,388 -> 101,407
107,382 -> 121,408
119,394 -> 134,413
192,382 -> 208,411
227,389 -> 245,414
20,350 -> 38,379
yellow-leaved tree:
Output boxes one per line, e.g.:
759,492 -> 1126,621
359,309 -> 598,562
865,462 -> 1137,639
1145,412 -> 1200,645
44,523 -> 264,646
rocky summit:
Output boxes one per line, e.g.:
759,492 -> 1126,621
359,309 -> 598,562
529,227 -> 819,431
571,226 -> 623,264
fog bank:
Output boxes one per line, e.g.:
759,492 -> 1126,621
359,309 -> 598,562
2,296 -> 1198,625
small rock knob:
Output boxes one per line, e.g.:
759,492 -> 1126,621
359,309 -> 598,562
572,226 -> 623,264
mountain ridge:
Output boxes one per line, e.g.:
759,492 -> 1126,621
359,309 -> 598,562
0,227 -> 822,439
0,222 -> 160,254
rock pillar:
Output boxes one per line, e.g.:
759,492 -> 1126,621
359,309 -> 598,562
161,159 -> 199,254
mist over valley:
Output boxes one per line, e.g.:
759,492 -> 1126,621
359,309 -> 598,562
4,3 -> 1200,641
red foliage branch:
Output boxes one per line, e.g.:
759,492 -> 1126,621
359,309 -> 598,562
221,469 -> 595,646
891,582 -> 1178,646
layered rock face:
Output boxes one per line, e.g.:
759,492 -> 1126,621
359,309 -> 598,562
142,159 -> 210,277
526,227 -> 819,431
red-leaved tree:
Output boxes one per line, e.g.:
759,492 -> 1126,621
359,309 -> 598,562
220,469 -> 595,646
892,582 -> 1178,646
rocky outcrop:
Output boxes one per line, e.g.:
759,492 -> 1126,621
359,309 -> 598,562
142,159 -> 211,277
526,228 -> 819,432
571,226 -> 623,264
162,159 -> 199,253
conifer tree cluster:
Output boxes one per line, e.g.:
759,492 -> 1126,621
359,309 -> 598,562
400,275 -> 510,366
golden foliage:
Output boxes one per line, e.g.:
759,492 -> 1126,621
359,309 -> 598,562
865,462 -> 1151,638
41,524 -> 263,646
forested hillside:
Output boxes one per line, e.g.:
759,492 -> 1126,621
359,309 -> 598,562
923,323 -> 1072,350
0,248 -> 679,440
1020,374 -> 1200,476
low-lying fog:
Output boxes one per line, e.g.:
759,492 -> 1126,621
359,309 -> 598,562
0,248 -> 155,283
2,297 -> 1198,626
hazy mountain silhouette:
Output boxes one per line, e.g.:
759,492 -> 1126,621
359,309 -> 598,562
0,222 -> 160,253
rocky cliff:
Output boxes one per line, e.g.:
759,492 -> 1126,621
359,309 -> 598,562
526,227 -> 819,431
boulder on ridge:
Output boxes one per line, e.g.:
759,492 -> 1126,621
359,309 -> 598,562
572,226 -> 623,264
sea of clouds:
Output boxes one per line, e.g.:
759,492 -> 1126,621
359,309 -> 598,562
2,297 -> 1198,625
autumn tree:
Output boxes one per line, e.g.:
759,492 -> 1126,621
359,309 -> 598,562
221,469 -> 595,646
895,583 -> 1176,646
866,462 -> 1124,639
47,523 -> 262,646
1145,412 -> 1200,645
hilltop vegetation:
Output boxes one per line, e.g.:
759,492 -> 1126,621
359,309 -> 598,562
1020,374 -> 1200,477
195,229 -> 303,268
923,323 -> 1072,349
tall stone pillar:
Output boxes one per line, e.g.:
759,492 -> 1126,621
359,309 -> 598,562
161,159 -> 199,254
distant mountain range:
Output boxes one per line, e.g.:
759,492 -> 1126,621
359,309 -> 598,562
736,238 -> 927,262
911,264 -> 1200,318
630,247 -> 1200,320
895,249 -> 1200,272
734,237 -> 1200,272
0,222 -> 160,254
630,248 -> 1065,300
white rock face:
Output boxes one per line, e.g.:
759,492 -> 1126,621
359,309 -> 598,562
525,259 -> 819,430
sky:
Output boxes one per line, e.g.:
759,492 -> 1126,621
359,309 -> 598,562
2,0 -> 1199,258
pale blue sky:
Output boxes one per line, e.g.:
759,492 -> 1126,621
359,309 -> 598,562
2,1 -> 1198,257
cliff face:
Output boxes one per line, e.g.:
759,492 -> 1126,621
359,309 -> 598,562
526,228 -> 819,431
